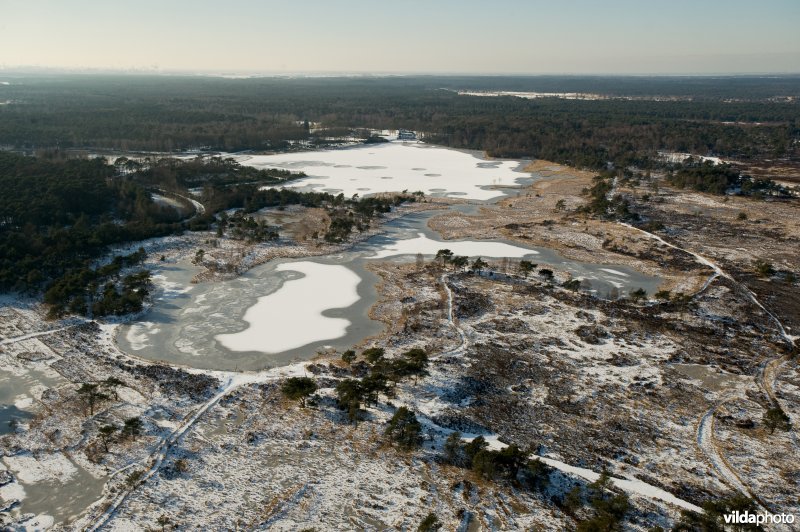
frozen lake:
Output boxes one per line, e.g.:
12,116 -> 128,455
236,141 -> 531,201
117,142 -> 661,370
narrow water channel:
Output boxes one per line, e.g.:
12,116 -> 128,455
117,206 -> 660,371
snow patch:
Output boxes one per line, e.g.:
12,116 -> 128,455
3,453 -> 78,484
124,322 -> 159,351
13,395 -> 33,409
599,268 -> 629,277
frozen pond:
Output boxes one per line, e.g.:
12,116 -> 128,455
0,367 -> 63,435
237,141 -> 532,201
1,452 -> 105,527
0,367 -> 106,526
118,207 -> 660,371
671,363 -> 749,393
216,262 -> 361,353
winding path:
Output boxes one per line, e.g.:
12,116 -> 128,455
0,321 -> 86,346
439,273 -> 467,356
757,355 -> 799,450
83,370 -> 278,530
622,223 -> 797,501
154,188 -> 206,218
696,402 -> 763,507
622,222 -> 794,348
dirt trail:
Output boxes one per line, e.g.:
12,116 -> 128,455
0,321 -> 86,345
439,273 -> 467,356
622,223 -> 794,348
624,223 -> 797,503
696,402 -> 767,508
154,188 -> 206,217
81,367 -> 303,530
84,374 -> 248,530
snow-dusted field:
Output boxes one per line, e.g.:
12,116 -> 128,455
238,141 -> 530,201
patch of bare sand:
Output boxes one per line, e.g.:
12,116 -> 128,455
523,159 -> 595,180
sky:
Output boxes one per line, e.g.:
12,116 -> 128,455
1,0 -> 799,75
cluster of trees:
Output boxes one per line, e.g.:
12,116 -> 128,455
126,156 -> 301,189
578,173 -> 637,221
0,151 -> 182,296
89,270 -> 151,317
763,405 -> 791,434
77,379 -> 125,415
667,159 -> 789,196
384,407 -> 424,449
443,434 -> 551,487
675,495 -> 760,531
435,252 -> 595,295
336,347 -> 430,423
561,471 -> 631,532
194,183 -> 414,239
434,249 -> 490,273
218,211 -> 279,243
441,434 -> 631,530
43,249 -> 149,318
280,347 -> 430,437
280,377 -> 318,408
95,417 -> 144,453
0,151 -> 112,226
76,377 -> 145,454
280,349 -> 430,449
323,195 -> 414,243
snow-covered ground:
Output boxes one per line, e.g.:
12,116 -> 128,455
658,151 -> 724,165
456,90 -> 606,101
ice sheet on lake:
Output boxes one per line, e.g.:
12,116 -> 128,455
124,322 -> 159,351
369,233 -> 539,259
239,142 -> 527,201
599,268 -> 629,277
216,262 -> 361,353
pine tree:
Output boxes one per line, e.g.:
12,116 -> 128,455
385,407 -> 422,449
763,406 -> 791,434
281,377 -> 317,408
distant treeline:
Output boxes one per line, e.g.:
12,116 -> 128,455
1,76 -> 798,169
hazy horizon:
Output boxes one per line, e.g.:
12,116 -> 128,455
2,0 -> 799,75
